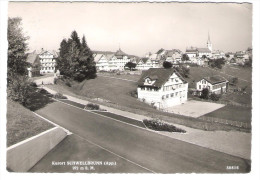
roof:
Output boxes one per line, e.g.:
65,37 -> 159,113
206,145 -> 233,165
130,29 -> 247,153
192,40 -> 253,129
197,48 -> 211,53
137,68 -> 186,87
140,57 -> 149,64
115,48 -> 128,58
105,54 -> 114,61
186,48 -> 198,53
26,51 -> 40,66
94,54 -> 104,62
156,48 -> 165,54
202,76 -> 228,85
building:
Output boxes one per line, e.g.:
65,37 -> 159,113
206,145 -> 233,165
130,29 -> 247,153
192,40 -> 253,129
94,54 -> 110,71
137,68 -> 188,109
196,76 -> 229,94
165,49 -> 182,65
136,57 -> 154,70
185,33 -> 213,62
39,49 -> 58,74
26,50 -> 41,77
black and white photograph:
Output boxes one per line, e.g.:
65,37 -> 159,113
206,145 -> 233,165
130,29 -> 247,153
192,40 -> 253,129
0,0 -> 259,178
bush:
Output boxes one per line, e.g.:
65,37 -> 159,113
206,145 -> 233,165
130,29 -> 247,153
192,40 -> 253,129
7,77 -> 35,106
30,82 -> 38,87
210,93 -> 221,101
130,90 -> 137,98
143,119 -> 186,133
53,93 -> 67,99
200,88 -> 209,99
65,81 -> 71,87
85,103 -> 100,110
54,78 -> 58,84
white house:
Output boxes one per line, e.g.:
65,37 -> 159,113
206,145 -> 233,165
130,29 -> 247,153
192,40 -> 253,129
94,54 -> 110,71
196,76 -> 229,94
39,49 -> 58,74
136,57 -> 153,70
137,68 -> 188,109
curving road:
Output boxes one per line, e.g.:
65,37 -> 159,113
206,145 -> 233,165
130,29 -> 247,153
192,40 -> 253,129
30,101 -> 250,173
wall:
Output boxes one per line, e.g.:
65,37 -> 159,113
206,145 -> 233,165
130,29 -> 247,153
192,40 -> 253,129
7,127 -> 67,172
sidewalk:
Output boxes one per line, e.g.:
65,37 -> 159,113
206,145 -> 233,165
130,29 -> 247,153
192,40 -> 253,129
42,86 -> 251,160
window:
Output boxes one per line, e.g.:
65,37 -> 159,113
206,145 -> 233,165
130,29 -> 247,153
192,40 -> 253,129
171,93 -> 174,97
199,85 -> 201,89
166,94 -> 169,98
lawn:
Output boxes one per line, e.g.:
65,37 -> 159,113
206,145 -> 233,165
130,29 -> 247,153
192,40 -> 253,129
46,74 -> 251,132
203,104 -> 251,123
186,65 -> 252,105
7,99 -> 54,147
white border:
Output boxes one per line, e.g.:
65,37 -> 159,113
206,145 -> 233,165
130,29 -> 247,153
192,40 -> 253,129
0,0 -> 259,180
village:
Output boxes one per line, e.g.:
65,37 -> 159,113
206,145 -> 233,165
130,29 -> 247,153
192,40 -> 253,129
4,2 -> 255,175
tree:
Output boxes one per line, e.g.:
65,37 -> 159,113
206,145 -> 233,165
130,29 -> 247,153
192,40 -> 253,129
182,54 -> 189,61
175,65 -> 190,78
7,17 -> 35,105
163,61 -> 173,69
209,58 -> 225,69
230,77 -> 238,86
200,88 -> 209,99
124,62 -> 137,71
7,17 -> 29,83
202,55 -> 207,59
56,31 -> 96,81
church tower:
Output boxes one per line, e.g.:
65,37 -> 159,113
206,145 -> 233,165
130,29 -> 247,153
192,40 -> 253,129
207,32 -> 212,52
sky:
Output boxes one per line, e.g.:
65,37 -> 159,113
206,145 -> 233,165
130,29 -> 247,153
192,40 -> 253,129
8,2 -> 252,56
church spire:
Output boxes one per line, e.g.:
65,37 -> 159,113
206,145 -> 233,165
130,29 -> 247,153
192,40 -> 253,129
207,31 -> 211,44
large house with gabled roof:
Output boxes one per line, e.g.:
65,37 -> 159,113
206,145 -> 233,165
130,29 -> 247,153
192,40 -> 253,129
137,68 -> 188,109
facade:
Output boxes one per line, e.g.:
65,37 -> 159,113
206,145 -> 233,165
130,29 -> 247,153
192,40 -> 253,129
137,68 -> 188,109
39,50 -> 58,74
196,76 -> 229,94
136,58 -> 153,70
94,54 -> 110,71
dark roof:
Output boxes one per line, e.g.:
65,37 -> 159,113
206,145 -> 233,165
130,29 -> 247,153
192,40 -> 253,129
137,68 -> 186,87
140,57 -> 149,64
186,48 -> 198,53
115,48 -> 128,58
156,48 -> 165,54
92,50 -> 115,55
197,48 -> 211,53
202,76 -> 228,85
26,52 -> 40,66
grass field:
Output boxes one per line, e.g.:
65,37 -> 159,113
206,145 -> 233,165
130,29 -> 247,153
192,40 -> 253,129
7,99 -> 54,147
203,104 -> 251,123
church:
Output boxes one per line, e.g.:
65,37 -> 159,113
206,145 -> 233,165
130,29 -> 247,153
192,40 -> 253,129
186,33 -> 213,59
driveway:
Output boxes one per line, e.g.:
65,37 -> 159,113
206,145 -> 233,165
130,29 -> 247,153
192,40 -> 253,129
164,100 -> 225,118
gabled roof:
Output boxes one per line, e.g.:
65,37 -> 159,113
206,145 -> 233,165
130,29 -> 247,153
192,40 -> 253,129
139,57 -> 149,64
186,48 -> 198,53
94,54 -> 104,62
26,52 -> 40,66
197,48 -> 211,53
201,76 -> 228,85
156,48 -> 165,54
115,48 -> 128,58
137,68 -> 186,87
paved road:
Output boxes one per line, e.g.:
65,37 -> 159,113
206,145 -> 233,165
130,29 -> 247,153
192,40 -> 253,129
31,101 -> 250,173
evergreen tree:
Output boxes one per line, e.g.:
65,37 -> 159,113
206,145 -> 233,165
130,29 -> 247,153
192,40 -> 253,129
57,31 -> 96,81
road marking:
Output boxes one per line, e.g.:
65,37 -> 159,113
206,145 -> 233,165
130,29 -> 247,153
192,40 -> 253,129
73,133 -> 156,173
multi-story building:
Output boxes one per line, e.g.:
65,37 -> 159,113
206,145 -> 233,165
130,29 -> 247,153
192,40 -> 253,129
137,68 -> 188,109
39,49 -> 58,74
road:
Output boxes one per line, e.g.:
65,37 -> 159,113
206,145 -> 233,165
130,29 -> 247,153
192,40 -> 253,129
30,101 -> 250,173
